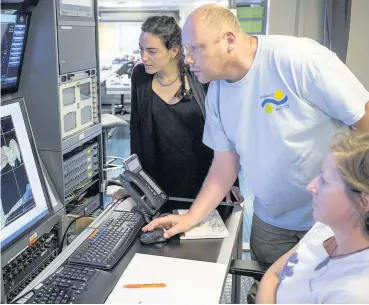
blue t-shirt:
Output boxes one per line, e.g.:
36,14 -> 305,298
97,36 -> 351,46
203,35 -> 369,230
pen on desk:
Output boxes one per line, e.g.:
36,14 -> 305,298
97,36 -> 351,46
123,283 -> 167,289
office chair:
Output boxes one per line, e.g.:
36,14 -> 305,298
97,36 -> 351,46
117,61 -> 134,78
227,259 -> 271,304
229,259 -> 271,282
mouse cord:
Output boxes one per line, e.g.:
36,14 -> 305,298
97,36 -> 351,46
138,206 -> 156,224
138,207 -> 168,224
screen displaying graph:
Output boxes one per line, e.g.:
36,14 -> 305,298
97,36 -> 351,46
1,115 -> 35,229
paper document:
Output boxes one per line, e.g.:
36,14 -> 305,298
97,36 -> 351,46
105,254 -> 228,304
177,209 -> 229,240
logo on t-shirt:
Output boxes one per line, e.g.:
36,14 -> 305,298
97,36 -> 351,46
261,89 -> 289,114
278,251 -> 299,286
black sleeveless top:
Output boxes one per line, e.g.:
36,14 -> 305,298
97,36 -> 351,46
130,64 -> 213,199
151,91 -> 213,198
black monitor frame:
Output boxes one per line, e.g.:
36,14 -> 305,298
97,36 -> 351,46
1,11 -> 32,96
1,97 -> 53,252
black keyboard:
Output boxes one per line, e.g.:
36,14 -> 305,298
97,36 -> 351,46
69,211 -> 145,269
14,265 -> 116,304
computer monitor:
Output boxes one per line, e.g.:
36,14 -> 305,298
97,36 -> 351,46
1,12 -> 31,95
1,98 -> 52,250
58,0 -> 94,18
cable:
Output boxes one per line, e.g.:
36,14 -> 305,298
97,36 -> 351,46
138,206 -> 153,224
58,215 -> 93,254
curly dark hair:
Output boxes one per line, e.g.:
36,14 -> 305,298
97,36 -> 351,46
141,16 -> 189,98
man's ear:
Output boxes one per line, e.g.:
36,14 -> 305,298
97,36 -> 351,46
224,32 -> 236,53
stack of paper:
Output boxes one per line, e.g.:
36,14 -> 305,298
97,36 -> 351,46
176,209 -> 229,240
105,254 -> 228,304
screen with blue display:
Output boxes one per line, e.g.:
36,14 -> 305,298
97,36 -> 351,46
1,13 -> 30,95
1,100 -> 51,250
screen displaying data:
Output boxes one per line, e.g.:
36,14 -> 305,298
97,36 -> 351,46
1,13 -> 30,94
59,0 -> 93,16
1,101 -> 50,249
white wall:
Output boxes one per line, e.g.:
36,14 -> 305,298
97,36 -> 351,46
268,0 -> 325,44
268,0 -> 297,36
179,5 -> 197,27
346,0 -> 369,89
119,22 -> 142,54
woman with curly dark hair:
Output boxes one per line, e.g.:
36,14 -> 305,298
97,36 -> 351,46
130,16 -> 213,199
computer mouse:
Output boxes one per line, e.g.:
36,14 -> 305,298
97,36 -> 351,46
140,228 -> 167,245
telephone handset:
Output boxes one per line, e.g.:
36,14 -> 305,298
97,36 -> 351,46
119,154 -> 168,217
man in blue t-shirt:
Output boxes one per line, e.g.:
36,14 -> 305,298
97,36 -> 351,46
143,3 -> 369,273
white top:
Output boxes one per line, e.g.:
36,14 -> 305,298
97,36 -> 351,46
203,35 -> 369,230
276,222 -> 369,303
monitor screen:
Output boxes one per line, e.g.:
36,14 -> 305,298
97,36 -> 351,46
59,0 -> 93,17
1,99 -> 51,250
1,12 -> 31,95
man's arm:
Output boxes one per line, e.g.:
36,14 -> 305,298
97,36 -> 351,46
143,80 -> 240,237
188,150 -> 240,223
256,246 -> 297,304
143,150 -> 240,237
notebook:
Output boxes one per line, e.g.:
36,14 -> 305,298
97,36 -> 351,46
105,254 -> 227,304
176,209 -> 229,240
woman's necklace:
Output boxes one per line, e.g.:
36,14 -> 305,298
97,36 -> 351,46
315,242 -> 369,271
155,74 -> 178,87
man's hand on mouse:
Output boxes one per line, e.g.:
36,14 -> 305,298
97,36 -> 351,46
142,213 -> 196,239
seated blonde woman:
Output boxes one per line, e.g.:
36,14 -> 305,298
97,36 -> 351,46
256,131 -> 369,304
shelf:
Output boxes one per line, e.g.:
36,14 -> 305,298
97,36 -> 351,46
62,123 -> 102,154
65,177 -> 100,205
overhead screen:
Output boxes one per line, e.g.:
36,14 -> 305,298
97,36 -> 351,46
59,0 -> 94,17
1,12 -> 31,95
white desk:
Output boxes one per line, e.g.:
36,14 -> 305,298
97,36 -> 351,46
99,64 -> 125,84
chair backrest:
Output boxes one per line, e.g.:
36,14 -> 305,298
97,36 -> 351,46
118,61 -> 135,78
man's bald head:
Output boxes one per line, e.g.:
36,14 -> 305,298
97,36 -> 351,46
187,4 -> 242,34
182,4 -> 249,83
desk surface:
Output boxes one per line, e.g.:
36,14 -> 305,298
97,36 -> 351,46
20,198 -> 243,303
111,199 -> 242,265
100,64 -> 125,84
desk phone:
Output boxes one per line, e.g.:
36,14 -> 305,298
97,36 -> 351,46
119,154 -> 168,217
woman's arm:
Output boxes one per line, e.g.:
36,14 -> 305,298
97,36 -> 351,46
129,68 -> 144,159
256,245 -> 298,304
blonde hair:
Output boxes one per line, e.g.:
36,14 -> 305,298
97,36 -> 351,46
199,4 -> 242,33
331,131 -> 369,196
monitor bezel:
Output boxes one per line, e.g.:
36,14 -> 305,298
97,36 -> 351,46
1,11 -> 32,96
1,97 -> 53,252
